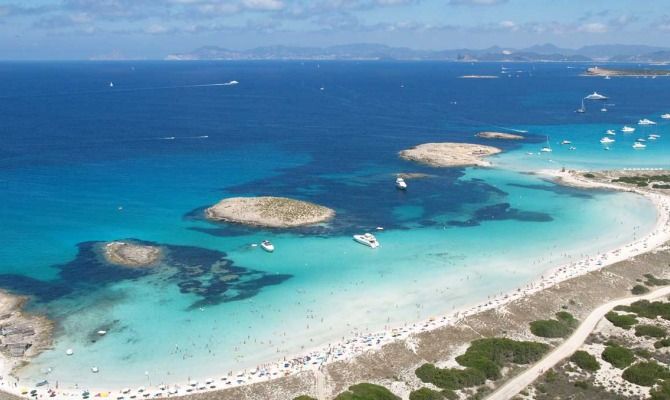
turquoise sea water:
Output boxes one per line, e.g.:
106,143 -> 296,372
0,61 -> 668,388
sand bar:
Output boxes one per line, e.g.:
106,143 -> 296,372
399,142 -> 502,168
205,196 -> 335,228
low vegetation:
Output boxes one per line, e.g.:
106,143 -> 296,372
409,388 -> 453,400
618,300 -> 670,320
645,274 -> 670,286
612,174 -> 670,187
333,384 -> 400,400
651,380 -> 670,400
415,338 -> 549,391
635,324 -> 667,338
655,338 -> 670,349
632,284 -> 650,295
570,350 -> 600,372
530,312 -> 578,338
622,361 -> 670,386
605,311 -> 638,329
293,397 -> 318,400
601,344 -> 635,369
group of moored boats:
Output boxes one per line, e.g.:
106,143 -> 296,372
597,117 -> 664,150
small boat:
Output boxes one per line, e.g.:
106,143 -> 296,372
601,107 -> 608,112
395,177 -> 407,190
585,91 -> 608,100
109,82 -> 114,88
353,233 -> 380,249
621,126 -> 636,133
91,367 -> 99,373
638,118 -> 657,125
605,76 -> 611,80
637,138 -> 647,142
661,113 -> 670,119
97,330 -> 107,336
540,147 -> 552,153
605,130 -> 616,135
66,348 -> 74,355
633,142 -> 647,149
560,140 -> 572,145
260,240 -> 274,253
600,137 -> 615,144
376,226 -> 384,231
648,136 -> 658,140
603,146 -> 610,151
568,146 -> 577,151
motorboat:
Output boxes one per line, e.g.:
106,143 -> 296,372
601,107 -> 608,112
633,142 -> 647,149
540,147 -> 552,153
260,240 -> 275,253
585,92 -> 608,100
395,176 -> 407,190
605,130 -> 616,135
637,138 -> 647,142
66,348 -> 74,356
91,367 -> 99,373
600,137 -> 615,144
621,126 -> 636,133
560,140 -> 572,145
648,136 -> 658,140
638,118 -> 657,125
568,146 -> 577,151
353,233 -> 380,248
661,113 -> 670,119
109,82 -> 114,88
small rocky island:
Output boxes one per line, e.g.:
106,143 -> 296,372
399,142 -> 501,168
104,241 -> 162,268
476,131 -> 524,140
205,196 -> 335,228
585,66 -> 670,77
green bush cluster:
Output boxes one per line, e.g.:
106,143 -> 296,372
408,388 -> 452,400
612,175 -> 670,187
570,350 -> 600,372
333,383 -> 400,400
644,274 -> 670,286
635,324 -> 667,338
632,284 -> 650,295
529,312 -> 578,338
618,300 -> 670,320
655,338 -> 670,349
622,361 -> 670,386
415,338 -> 549,391
605,311 -> 638,329
602,344 -> 635,369
294,397 -> 318,400
651,380 -> 670,400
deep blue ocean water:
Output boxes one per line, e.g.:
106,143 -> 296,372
0,61 -> 668,387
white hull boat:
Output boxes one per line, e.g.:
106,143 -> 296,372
260,240 -> 275,253
353,233 -> 379,249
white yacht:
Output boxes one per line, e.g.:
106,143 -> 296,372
661,113 -> 670,119
637,138 -> 647,142
601,107 -> 608,112
260,240 -> 275,253
395,177 -> 407,190
605,130 -> 616,135
540,147 -> 552,153
638,118 -> 657,125
621,126 -> 636,133
109,82 -> 114,88
633,142 -> 647,149
560,140 -> 572,145
353,233 -> 380,248
600,137 -> 615,144
649,134 -> 661,139
585,92 -> 608,100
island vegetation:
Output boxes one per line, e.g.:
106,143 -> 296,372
570,350 -> 600,372
585,67 -> 670,77
529,311 -> 578,338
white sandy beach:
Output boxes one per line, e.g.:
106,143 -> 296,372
3,168 -> 669,400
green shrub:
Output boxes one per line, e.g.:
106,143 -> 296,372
644,274 -> 670,286
626,300 -> 670,320
622,362 -> 670,386
605,311 -> 638,329
441,390 -> 457,400
416,338 -> 549,391
583,173 -> 595,178
294,397 -> 318,400
602,345 -> 635,369
409,388 -> 444,400
635,348 -> 653,359
651,380 -> 670,400
570,350 -> 600,372
635,324 -> 667,338
530,312 -> 578,338
334,383 -> 400,400
655,338 -> 670,349
632,284 -> 650,295
574,380 -> 589,390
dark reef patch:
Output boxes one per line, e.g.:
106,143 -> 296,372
0,240 -> 291,310
448,202 -> 553,227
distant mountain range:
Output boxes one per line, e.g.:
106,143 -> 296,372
166,43 -> 670,62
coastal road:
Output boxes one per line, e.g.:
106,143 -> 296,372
486,285 -> 670,400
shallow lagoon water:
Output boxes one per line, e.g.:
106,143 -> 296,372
0,61 -> 667,387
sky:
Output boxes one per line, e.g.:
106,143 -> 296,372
0,0 -> 669,60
